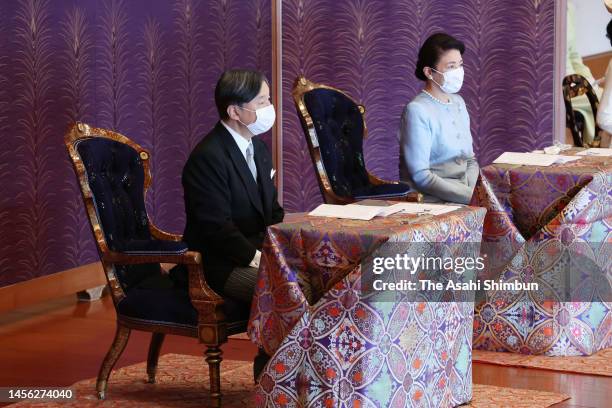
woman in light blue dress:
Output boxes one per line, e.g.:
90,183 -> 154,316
399,33 -> 479,204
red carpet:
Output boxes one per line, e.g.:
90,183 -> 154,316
10,353 -> 570,407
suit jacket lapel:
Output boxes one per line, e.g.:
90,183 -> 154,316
254,141 -> 273,221
217,123 -> 264,217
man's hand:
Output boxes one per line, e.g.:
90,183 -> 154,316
249,250 -> 262,268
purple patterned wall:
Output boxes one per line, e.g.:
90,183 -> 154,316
0,0 -> 271,287
281,0 -> 556,212
0,0 -> 556,287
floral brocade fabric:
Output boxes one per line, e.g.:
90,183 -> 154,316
248,208 -> 486,407
471,152 -> 612,356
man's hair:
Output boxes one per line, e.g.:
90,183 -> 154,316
215,70 -> 268,120
607,19 -> 612,47
415,33 -> 465,81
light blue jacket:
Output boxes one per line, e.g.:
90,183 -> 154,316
399,92 -> 479,204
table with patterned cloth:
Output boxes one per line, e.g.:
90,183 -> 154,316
248,207 -> 486,408
471,150 -> 612,356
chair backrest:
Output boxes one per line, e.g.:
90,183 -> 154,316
65,123 -> 159,294
292,76 -> 371,203
562,74 -> 601,147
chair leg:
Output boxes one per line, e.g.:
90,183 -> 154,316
96,324 -> 130,400
146,333 -> 165,384
205,346 -> 223,407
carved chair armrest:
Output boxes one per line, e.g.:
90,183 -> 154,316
103,250 -> 225,325
398,191 -> 423,202
368,173 -> 395,186
186,263 -> 226,328
367,174 -> 423,202
148,219 -> 183,242
103,250 -> 200,265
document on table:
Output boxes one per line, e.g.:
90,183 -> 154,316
575,148 -> 612,157
493,152 -> 581,166
309,203 -> 403,220
309,203 -> 459,220
390,203 -> 460,216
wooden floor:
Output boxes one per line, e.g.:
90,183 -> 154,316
0,295 -> 609,408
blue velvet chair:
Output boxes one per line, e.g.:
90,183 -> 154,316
64,123 -> 248,407
292,76 -> 421,204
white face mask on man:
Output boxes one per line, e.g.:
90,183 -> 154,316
237,104 -> 276,135
430,66 -> 464,94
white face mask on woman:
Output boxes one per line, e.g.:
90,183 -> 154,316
238,104 -> 276,135
431,66 -> 464,94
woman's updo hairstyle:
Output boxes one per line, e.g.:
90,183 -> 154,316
415,33 -> 465,81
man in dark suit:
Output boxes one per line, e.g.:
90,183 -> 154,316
181,69 -> 283,304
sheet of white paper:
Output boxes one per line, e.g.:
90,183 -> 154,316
494,152 -> 558,166
309,202 -> 459,220
309,204 -> 395,220
389,203 -> 460,216
375,205 -> 405,217
493,152 -> 580,166
553,156 -> 581,164
575,148 -> 612,157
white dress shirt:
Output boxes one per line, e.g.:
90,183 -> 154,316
220,121 -> 261,268
221,121 -> 253,162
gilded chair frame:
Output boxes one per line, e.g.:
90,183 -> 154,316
562,74 -> 602,147
292,76 -> 421,204
65,122 -> 238,407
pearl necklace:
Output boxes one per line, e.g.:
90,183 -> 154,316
421,89 -> 452,105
